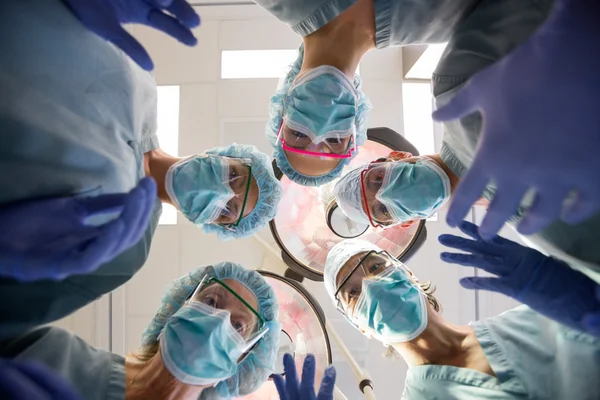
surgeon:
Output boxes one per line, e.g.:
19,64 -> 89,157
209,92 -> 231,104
322,239 -> 600,398
0,0 -> 281,339
0,262 -> 281,400
258,0 -> 553,187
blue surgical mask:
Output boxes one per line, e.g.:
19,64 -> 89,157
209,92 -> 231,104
166,155 -> 234,225
160,302 -> 245,385
285,66 -> 358,143
377,159 -> 450,223
353,268 -> 428,343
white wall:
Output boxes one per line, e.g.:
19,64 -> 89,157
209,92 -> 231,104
57,3 -> 520,399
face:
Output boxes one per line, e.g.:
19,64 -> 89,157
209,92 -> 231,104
334,251 -> 417,318
360,152 -> 421,227
191,278 -> 259,340
213,158 -> 259,226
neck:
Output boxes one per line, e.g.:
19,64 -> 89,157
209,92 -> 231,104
390,309 -> 473,367
301,0 -> 376,78
125,352 -> 205,400
144,149 -> 181,205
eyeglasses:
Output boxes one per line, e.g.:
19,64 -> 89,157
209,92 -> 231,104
189,276 -> 268,352
360,162 -> 388,228
220,165 -> 252,230
275,119 -> 356,159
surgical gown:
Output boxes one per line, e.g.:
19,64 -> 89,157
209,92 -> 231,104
433,0 -> 600,283
402,306 -> 600,399
252,0 -> 480,48
0,327 -> 125,400
0,0 -> 162,340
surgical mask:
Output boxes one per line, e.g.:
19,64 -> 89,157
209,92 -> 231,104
353,268 -> 428,343
376,159 -> 450,223
160,301 -> 245,385
166,155 -> 235,225
283,66 -> 358,149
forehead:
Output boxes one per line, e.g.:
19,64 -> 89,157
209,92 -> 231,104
220,278 -> 259,311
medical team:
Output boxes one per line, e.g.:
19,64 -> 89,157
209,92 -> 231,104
0,0 -> 599,398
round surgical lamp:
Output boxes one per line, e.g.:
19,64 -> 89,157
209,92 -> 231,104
237,271 -> 332,400
270,127 -> 428,281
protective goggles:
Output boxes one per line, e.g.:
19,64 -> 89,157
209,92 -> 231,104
275,118 -> 356,159
359,162 -> 398,228
218,160 -> 252,229
188,275 -> 268,353
333,250 -> 410,318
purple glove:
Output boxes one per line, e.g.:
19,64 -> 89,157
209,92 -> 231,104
62,0 -> 200,70
433,0 -> 600,238
0,178 -> 156,282
274,354 -> 337,400
0,359 -> 80,400
439,221 -> 600,336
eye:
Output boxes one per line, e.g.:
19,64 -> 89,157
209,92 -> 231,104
292,131 -> 308,139
374,171 -> 384,184
378,204 -> 390,219
326,137 -> 342,145
231,318 -> 247,336
202,295 -> 218,308
368,262 -> 386,275
229,168 -> 238,181
221,207 -> 234,218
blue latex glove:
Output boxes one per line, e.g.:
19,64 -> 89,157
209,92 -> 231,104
0,359 -> 80,400
274,353 -> 336,400
433,0 -> 600,238
0,177 -> 156,282
62,0 -> 200,71
583,286 -> 600,337
439,221 -> 600,336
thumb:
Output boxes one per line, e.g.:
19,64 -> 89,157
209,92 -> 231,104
317,366 -> 337,400
432,85 -> 477,122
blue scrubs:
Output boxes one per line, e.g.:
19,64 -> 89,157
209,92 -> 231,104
253,0 -> 480,47
0,0 -> 162,340
402,306 -> 600,399
434,0 -> 600,283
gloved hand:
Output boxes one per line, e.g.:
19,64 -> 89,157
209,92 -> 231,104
0,359 -> 80,400
62,0 -> 200,71
433,0 -> 600,238
439,221 -> 600,336
0,177 -> 156,282
274,353 -> 336,400
583,286 -> 600,337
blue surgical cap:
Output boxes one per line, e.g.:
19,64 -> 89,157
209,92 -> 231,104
141,261 -> 281,400
204,143 -> 282,240
265,44 -> 372,187
334,166 -> 371,225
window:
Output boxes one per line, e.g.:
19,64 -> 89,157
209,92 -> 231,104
156,86 -> 180,225
402,82 -> 435,155
221,50 -> 299,79
221,50 -> 360,79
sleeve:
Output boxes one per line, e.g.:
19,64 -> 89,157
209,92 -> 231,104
432,0 -> 553,97
138,70 -> 160,153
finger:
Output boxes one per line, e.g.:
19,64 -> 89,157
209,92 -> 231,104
446,159 -> 490,227
456,220 -> 483,240
517,189 -> 569,235
166,0 -> 201,28
438,234 -> 497,256
431,85 -> 477,122
479,183 -> 528,240
273,374 -> 290,400
12,362 -> 80,400
108,26 -> 154,71
283,353 -> 300,400
459,277 -> 510,294
119,179 -> 156,246
561,190 -> 600,225
441,252 -> 505,275
147,10 -> 198,46
147,0 -> 174,7
300,354 -> 316,398
583,312 -> 600,336
0,366 -> 51,400
317,366 -> 337,400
